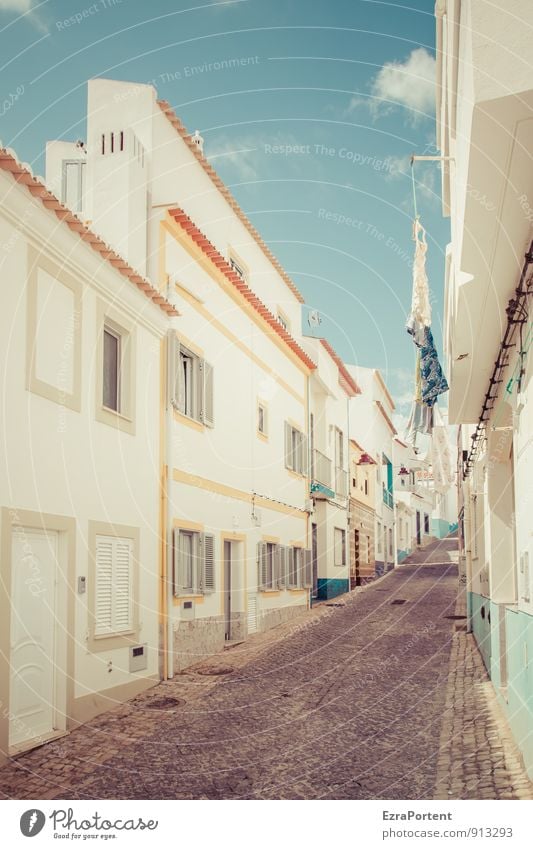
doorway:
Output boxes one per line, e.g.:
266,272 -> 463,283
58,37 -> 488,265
416,511 -> 422,545
224,540 -> 232,641
354,529 -> 361,587
9,528 -> 61,748
311,522 -> 318,598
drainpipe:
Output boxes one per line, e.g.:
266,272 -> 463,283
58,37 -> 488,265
166,329 -> 175,678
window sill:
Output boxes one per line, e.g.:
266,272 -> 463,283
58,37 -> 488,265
173,408 -> 205,432
96,404 -> 135,435
286,468 -> 307,481
257,430 -> 269,442
259,589 -> 281,595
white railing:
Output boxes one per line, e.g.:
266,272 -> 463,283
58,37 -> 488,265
312,449 -> 332,488
335,466 -> 348,498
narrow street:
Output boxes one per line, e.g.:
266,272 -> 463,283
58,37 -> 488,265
1,537 -> 531,801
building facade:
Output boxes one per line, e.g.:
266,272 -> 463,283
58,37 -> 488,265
0,147 -> 175,764
348,440 -> 376,585
436,0 -> 533,778
348,366 -> 397,576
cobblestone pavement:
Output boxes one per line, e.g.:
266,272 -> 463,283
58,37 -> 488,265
1,536 -> 532,800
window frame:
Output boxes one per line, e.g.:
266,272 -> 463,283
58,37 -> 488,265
257,400 -> 268,438
285,421 -> 307,476
334,527 -> 346,567
173,527 -> 215,597
96,301 -> 136,435
169,333 -> 214,428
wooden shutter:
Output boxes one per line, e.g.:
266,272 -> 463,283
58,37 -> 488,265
303,548 -> 313,588
202,361 -> 215,427
113,538 -> 133,632
257,541 -> 268,590
173,528 -> 189,595
195,357 -> 204,423
273,544 -> 281,589
95,535 -> 113,635
95,535 -> 133,635
202,532 -> 215,593
277,545 -> 288,589
167,331 -> 177,409
284,422 -> 293,470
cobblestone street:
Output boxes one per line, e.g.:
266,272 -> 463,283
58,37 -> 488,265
1,537 -> 531,801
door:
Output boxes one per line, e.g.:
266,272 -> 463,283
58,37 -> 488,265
416,511 -> 422,545
311,523 -> 318,598
224,540 -> 231,641
10,528 -> 58,747
354,530 -> 360,587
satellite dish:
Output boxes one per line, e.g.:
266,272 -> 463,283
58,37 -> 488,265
308,309 -> 322,327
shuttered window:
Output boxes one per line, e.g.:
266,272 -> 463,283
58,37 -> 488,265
173,529 -> 215,595
284,422 -> 307,475
257,541 -> 276,590
168,333 -> 214,427
94,535 -> 134,636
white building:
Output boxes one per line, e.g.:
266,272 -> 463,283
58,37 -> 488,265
348,366 -> 396,575
44,78 -> 360,670
0,146 -> 175,763
393,438 -> 435,561
436,0 -> 533,778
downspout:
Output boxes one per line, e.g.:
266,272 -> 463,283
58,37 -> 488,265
166,328 -> 175,678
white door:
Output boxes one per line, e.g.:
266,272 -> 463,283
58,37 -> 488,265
9,528 -> 58,747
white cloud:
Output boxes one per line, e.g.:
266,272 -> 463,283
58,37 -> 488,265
207,138 -> 259,182
0,0 -> 33,9
370,48 -> 436,121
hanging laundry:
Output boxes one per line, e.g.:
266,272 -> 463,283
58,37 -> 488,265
431,406 -> 455,493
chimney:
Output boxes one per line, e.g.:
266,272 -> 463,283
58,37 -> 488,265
192,129 -> 204,154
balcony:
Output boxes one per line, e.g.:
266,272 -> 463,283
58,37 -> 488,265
310,449 -> 334,499
382,485 -> 393,509
335,466 -> 348,499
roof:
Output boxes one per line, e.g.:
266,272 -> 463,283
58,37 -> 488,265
0,148 -> 178,318
167,208 -> 316,371
157,100 -> 305,305
375,400 -> 398,435
319,339 -> 361,397
374,369 -> 396,411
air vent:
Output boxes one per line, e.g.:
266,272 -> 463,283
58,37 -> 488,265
129,644 -> 148,672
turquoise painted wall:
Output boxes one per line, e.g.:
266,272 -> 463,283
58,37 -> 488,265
432,518 -> 458,539
469,592 -> 533,781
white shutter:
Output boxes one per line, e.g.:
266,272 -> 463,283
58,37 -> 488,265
303,548 -> 312,588
273,544 -> 281,589
173,528 -> 187,595
95,535 -> 133,635
247,593 -> 258,634
257,541 -> 268,590
113,538 -> 133,632
167,331 -> 177,409
95,536 -> 113,635
202,361 -> 214,427
284,422 -> 293,470
202,532 -> 215,593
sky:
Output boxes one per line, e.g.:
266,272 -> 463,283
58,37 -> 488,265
0,0 -> 450,433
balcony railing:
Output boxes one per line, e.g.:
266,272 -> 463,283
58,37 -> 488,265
335,466 -> 348,499
382,485 -> 393,509
312,449 -> 332,488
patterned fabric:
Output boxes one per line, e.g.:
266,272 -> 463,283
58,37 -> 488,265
418,326 -> 449,407
406,219 -> 432,331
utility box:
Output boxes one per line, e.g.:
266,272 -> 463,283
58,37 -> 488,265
129,644 -> 148,673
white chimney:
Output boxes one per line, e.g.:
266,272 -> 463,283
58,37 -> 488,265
192,129 -> 204,154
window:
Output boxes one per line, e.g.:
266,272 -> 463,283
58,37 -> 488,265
389,528 -> 393,557
173,528 -> 215,596
258,402 -> 268,436
364,478 -> 368,495
258,543 -> 311,591
284,422 -> 307,475
377,522 -> 382,552
277,311 -> 290,332
94,534 -> 133,637
229,255 -> 247,281
334,527 -> 346,566
103,326 -> 121,412
424,513 -> 430,534
169,333 -> 214,427
352,477 -> 356,488
61,159 -> 86,214
96,304 -> 135,434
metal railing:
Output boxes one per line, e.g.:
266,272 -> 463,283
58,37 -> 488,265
312,449 -> 332,488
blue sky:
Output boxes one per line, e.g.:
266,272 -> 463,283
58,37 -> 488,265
0,0 -> 450,431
